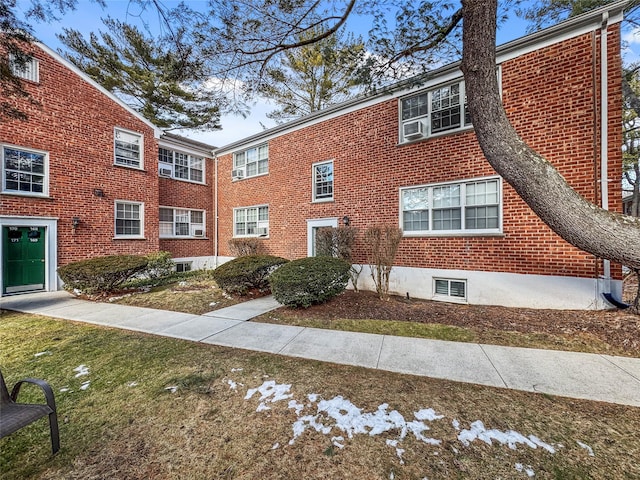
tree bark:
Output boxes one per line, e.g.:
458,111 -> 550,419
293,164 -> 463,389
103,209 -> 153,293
460,0 -> 640,270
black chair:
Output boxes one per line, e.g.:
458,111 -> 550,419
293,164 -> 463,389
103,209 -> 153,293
0,369 -> 60,454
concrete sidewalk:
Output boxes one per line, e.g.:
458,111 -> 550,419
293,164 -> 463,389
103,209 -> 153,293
2,291 -> 639,407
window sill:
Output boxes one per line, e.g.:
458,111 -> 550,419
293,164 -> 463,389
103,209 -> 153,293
159,176 -> 206,186
398,125 -> 474,145
113,163 -> 145,171
1,191 -> 51,199
432,294 -> 467,305
113,236 -> 146,240
232,172 -> 269,182
312,198 -> 334,204
403,231 -> 504,238
160,236 -> 208,240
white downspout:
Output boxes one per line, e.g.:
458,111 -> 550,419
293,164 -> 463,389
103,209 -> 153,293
600,11 -> 611,294
214,154 -> 219,269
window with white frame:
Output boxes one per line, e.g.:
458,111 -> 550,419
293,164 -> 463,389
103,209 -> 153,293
234,205 -> 269,237
115,201 -> 143,237
158,147 -> 204,183
175,261 -> 192,273
9,54 -> 39,82
232,144 -> 268,179
2,145 -> 47,196
401,177 -> 500,235
114,128 -> 143,168
434,278 -> 467,301
159,207 -> 205,237
400,79 -> 472,142
313,160 -> 333,202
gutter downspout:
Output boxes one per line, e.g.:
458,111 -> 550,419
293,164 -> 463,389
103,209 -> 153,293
214,153 -> 219,269
600,11 -> 611,292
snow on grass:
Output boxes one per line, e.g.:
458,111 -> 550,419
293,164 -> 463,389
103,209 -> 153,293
34,351 -> 52,357
577,440 -> 595,457
515,463 -> 536,477
240,378 -> 561,463
73,365 -> 89,377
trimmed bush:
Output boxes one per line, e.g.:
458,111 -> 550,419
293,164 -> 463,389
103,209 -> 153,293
58,255 -> 149,294
144,251 -> 174,279
270,256 -> 351,308
211,255 -> 288,295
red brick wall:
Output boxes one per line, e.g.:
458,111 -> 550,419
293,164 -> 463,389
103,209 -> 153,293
217,26 -> 623,280
158,163 -> 215,258
0,43 -> 159,265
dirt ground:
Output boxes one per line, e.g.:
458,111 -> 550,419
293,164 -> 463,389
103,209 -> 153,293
274,274 -> 640,356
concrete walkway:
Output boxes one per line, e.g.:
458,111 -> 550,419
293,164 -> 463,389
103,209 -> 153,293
2,291 -> 640,407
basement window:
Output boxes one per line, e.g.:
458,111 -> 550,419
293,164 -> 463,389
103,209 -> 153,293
433,278 -> 467,302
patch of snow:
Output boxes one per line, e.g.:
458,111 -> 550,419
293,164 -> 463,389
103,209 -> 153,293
515,463 -> 536,477
245,380 -> 293,403
452,419 -> 460,430
288,399 -> 305,416
415,408 -> 444,422
577,440 -> 595,457
73,365 -> 89,377
80,381 -> 90,390
332,436 -> 345,449
60,387 -> 71,393
458,421 -> 556,453
231,368 -> 243,372
271,443 -> 280,450
34,351 -> 52,357
209,301 -> 218,307
227,379 -> 240,390
256,402 -> 271,412
127,382 -> 138,388
165,386 -> 178,393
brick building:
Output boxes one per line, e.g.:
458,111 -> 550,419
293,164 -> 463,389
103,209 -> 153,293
214,3 -> 625,309
0,41 -> 214,295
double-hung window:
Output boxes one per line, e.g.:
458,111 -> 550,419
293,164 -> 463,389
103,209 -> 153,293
114,128 -> 143,169
312,160 -> 333,202
234,205 -> 269,237
400,80 -> 472,142
401,177 -> 501,235
159,207 -> 205,237
233,144 -> 268,179
115,201 -> 143,238
158,148 -> 204,183
1,145 -> 47,196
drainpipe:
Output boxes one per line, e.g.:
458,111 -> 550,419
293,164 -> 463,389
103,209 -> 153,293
214,154 -> 219,269
600,12 -> 611,297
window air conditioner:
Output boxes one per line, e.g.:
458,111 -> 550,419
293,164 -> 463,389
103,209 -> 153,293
192,229 -> 205,237
257,227 -> 268,237
403,120 -> 425,140
232,168 -> 245,180
159,166 -> 173,177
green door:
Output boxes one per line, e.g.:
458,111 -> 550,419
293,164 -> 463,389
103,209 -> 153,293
3,226 -> 46,294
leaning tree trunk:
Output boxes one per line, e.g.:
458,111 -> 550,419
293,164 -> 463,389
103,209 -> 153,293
460,0 -> 640,310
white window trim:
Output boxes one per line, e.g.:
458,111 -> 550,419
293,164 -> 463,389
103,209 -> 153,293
114,127 -> 144,170
114,200 -> 144,239
312,160 -> 334,203
159,206 -> 206,238
433,277 -> 467,303
400,175 -> 502,237
307,217 -> 338,256
233,204 -> 269,238
158,147 -> 206,184
1,144 -> 49,197
232,144 -> 269,180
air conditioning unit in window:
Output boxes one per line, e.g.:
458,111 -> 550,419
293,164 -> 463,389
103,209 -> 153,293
159,166 -> 173,177
192,229 -> 205,237
257,227 -> 268,237
403,120 -> 425,140
232,168 -> 245,180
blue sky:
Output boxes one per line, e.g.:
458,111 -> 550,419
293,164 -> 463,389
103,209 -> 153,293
21,0 -> 640,147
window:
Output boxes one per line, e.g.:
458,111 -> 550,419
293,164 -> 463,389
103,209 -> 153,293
9,54 -> 39,82
115,201 -> 143,237
158,148 -> 204,183
175,261 -> 192,273
400,80 -> 472,141
434,278 -> 467,301
233,144 -> 268,179
159,207 -> 205,237
401,177 -> 500,235
234,205 -> 269,237
114,128 -> 143,168
2,145 -> 47,196
313,161 -> 333,202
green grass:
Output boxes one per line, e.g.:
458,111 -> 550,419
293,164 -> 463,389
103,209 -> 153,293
2,311 -> 640,479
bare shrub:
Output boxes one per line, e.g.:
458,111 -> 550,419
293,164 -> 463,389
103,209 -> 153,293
228,238 -> 265,256
364,225 -> 403,300
315,226 -> 362,291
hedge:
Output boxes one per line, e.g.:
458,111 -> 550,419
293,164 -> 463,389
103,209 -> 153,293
58,254 -> 149,294
211,255 -> 288,295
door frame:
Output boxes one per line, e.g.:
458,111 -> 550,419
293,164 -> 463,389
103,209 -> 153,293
306,217 -> 338,257
0,216 -> 58,296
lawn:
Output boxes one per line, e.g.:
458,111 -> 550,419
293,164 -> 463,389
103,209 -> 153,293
1,310 -> 639,479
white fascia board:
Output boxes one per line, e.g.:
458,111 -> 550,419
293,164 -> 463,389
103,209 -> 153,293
35,42 -> 162,138
214,0 -> 628,157
158,138 -> 213,158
